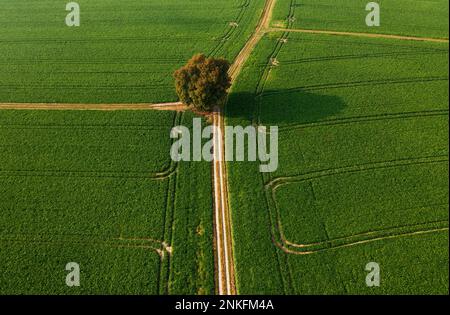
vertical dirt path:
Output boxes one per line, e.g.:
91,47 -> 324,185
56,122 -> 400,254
213,0 -> 277,295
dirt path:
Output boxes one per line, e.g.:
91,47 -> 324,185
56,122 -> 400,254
212,0 -> 277,295
229,0 -> 276,82
0,102 -> 186,111
212,108 -> 236,295
267,27 -> 449,43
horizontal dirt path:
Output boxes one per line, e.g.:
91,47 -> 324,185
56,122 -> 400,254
267,27 -> 449,43
0,102 -> 186,111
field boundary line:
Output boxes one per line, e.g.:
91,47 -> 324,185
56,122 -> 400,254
267,27 -> 450,43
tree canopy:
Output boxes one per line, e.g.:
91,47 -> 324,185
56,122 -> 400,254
174,54 -> 231,111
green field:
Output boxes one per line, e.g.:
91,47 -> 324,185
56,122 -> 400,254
226,3 -> 449,294
272,0 -> 449,38
0,110 -> 215,294
0,0 -> 265,103
0,0 -> 448,295
0,0 -> 270,294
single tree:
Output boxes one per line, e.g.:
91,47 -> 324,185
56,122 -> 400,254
174,54 -> 231,111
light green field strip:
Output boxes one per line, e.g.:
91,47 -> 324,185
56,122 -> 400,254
276,225 -> 449,255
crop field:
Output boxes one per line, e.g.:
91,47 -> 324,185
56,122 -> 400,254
271,0 -> 449,38
0,0 -> 265,103
0,0 -> 271,295
0,110 -> 215,294
226,5 -> 449,294
0,0 -> 448,297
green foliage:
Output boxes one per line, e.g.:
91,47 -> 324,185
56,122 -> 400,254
174,54 -> 231,111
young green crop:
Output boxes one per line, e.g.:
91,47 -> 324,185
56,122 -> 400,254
226,31 -> 449,294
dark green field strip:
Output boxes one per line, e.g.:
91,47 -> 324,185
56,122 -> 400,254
275,49 -> 449,66
0,234 -> 165,252
271,160 -> 449,246
0,125 -> 171,131
0,176 -> 169,241
0,130 -> 172,175
271,0 -> 449,39
0,110 -> 179,174
264,76 -> 448,95
168,112 -> 215,295
267,155 -> 448,190
0,242 -> 161,294
264,34 -> 449,92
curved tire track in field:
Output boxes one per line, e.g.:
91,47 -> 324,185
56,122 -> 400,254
274,226 -> 449,255
0,235 -> 169,256
281,219 -> 449,249
265,156 -> 449,255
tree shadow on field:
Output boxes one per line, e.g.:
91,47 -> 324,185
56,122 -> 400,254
225,88 -> 347,127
